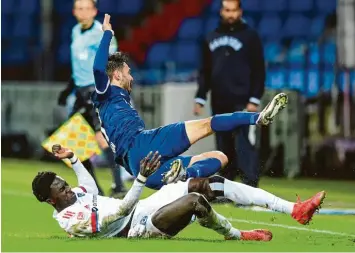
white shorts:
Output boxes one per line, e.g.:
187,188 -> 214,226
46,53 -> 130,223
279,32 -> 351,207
128,179 -> 191,238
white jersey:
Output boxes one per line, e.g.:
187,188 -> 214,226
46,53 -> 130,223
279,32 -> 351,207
53,186 -> 135,238
52,156 -> 144,238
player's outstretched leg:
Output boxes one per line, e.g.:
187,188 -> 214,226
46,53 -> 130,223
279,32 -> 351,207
180,164 -> 325,225
185,93 -> 288,145
162,151 -> 228,184
150,192 -> 272,241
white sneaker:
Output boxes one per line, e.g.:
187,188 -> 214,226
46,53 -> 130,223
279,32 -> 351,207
161,159 -> 187,184
256,93 -> 288,126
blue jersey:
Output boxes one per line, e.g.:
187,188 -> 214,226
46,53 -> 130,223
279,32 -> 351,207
92,31 -> 145,158
71,20 -> 118,87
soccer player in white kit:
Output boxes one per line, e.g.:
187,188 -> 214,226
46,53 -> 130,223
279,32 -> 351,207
32,144 -> 325,240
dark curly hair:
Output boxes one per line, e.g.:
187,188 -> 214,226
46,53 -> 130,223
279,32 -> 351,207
106,52 -> 129,79
32,171 -> 57,202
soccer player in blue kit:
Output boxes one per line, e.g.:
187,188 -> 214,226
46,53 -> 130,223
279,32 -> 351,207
92,14 -> 288,190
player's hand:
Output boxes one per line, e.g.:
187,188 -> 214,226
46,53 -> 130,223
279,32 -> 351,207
52,144 -> 74,160
139,151 -> 161,178
193,103 -> 203,116
246,103 -> 258,112
102,14 -> 113,32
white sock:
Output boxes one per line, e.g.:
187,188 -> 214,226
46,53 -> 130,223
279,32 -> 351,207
198,209 -> 241,238
224,179 -> 295,214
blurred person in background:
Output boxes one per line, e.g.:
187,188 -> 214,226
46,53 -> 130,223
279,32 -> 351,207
57,0 -> 126,197
194,0 -> 266,187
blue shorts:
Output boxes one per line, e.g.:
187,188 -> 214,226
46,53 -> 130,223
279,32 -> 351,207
126,122 -> 192,189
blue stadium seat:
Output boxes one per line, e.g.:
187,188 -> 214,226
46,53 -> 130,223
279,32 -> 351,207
13,16 -> 34,38
289,0 -> 313,12
18,0 -> 40,14
97,0 -> 117,14
178,18 -> 203,40
267,66 -> 287,89
58,43 -> 71,64
53,0 -> 73,14
205,17 -> 219,34
242,0 -> 260,12
306,70 -> 320,98
264,40 -> 283,63
173,41 -> 200,67
1,0 -> 15,14
287,40 -> 307,64
1,15 -> 10,38
258,15 -> 282,38
323,41 -> 336,66
283,15 -> 310,37
242,16 -> 255,28
322,71 -> 334,92
308,42 -> 320,65
145,43 -> 172,67
116,0 -> 143,15
288,70 -> 306,92
261,0 -> 287,12
209,0 -> 221,13
309,15 -> 325,38
141,69 -> 164,85
60,17 -> 77,42
2,42 -> 30,65
316,0 -> 336,13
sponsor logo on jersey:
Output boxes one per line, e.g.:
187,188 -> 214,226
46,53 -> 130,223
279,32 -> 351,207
77,193 -> 85,197
63,210 -> 76,219
77,212 -> 84,220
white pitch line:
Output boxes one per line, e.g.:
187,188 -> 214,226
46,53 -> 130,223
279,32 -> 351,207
229,218 -> 355,237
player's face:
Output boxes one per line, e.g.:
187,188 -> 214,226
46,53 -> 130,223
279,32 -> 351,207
73,0 -> 97,28
49,176 -> 77,207
121,63 -> 134,93
220,1 -> 242,24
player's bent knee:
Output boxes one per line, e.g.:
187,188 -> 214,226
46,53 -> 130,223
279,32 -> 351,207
211,151 -> 228,167
191,151 -> 228,168
188,178 -> 216,201
187,193 -> 211,217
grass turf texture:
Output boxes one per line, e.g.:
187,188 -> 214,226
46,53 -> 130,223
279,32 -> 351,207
2,158 -> 355,252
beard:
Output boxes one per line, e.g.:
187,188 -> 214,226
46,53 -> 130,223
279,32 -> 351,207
122,79 -> 132,93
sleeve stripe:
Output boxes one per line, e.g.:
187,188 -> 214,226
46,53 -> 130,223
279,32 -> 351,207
79,186 -> 87,193
95,78 -> 110,94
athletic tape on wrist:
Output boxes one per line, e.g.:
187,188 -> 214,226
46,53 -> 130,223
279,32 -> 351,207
69,155 -> 78,164
136,174 -> 147,184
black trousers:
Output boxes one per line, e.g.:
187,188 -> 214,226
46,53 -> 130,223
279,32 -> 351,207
212,104 -> 260,187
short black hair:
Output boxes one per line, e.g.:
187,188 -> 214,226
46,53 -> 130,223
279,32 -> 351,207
106,52 -> 129,78
32,171 -> 57,202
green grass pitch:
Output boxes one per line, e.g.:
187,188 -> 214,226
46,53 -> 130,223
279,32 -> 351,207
2,158 -> 355,252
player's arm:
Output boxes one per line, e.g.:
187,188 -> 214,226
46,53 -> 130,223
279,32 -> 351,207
93,14 -> 114,94
114,151 -> 161,216
52,144 -> 99,195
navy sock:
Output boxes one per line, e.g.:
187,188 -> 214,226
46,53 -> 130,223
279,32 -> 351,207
211,112 -> 260,132
186,158 -> 222,178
